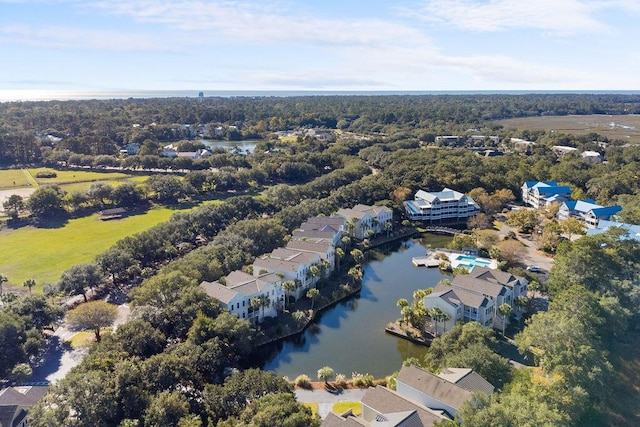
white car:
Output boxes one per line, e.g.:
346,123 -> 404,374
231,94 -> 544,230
526,265 -> 542,272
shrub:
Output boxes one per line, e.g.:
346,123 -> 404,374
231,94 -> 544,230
35,170 -> 57,178
335,373 -> 347,389
351,372 -> 374,388
295,374 -> 312,389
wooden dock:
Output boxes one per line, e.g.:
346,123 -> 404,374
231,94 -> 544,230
412,256 -> 440,267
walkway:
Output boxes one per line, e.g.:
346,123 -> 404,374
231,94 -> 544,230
295,388 -> 368,419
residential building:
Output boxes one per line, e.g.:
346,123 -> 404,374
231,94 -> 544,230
468,266 -> 528,299
435,135 -> 461,145
581,150 -> 603,164
403,188 -> 479,222
395,365 -> 492,418
424,267 -> 526,330
426,284 -> 495,328
558,199 -> 622,229
200,271 -> 283,323
336,204 -> 393,240
125,143 -> 140,155
252,254 -> 318,298
286,239 -> 336,274
551,145 -> 579,156
293,216 -> 346,247
586,220 -> 640,241
0,385 -> 48,427
521,181 -> 572,209
360,386 -> 449,426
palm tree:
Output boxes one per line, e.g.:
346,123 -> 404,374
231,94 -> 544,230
0,273 -> 8,296
341,235 -> 351,249
335,247 -> 344,270
350,249 -> 364,264
498,303 -> 512,336
317,366 -> 335,385
401,306 -> 413,327
385,220 -> 393,237
250,297 -> 262,326
440,311 -> 451,334
430,306 -> 444,336
348,266 -> 363,285
23,278 -> 36,295
306,288 -> 320,310
282,280 -> 297,310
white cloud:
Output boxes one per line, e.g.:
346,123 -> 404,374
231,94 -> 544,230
0,25 -> 175,52
414,0 -> 608,33
85,0 -> 432,48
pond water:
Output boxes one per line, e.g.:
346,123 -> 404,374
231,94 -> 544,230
258,235 -> 452,379
200,139 -> 261,154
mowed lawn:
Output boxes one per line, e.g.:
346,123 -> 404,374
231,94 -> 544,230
29,168 -> 147,186
0,206 -> 190,290
0,169 -> 31,189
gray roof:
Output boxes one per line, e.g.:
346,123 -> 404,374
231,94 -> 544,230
425,290 -> 461,309
200,271 -> 280,303
270,248 -> 319,263
286,239 -> 333,255
336,204 -> 391,221
322,412 -> 368,426
361,386 -> 449,426
200,281 -> 239,304
469,267 -> 524,289
438,368 -> 494,395
396,365 -> 473,411
433,284 -> 488,309
253,257 -> 303,274
292,229 -> 339,240
451,275 -> 506,299
302,216 -> 347,229
0,386 -> 48,427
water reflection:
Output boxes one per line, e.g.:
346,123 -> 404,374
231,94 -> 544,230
258,236 -> 451,379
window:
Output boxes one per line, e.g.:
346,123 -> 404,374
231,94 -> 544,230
243,300 -> 245,307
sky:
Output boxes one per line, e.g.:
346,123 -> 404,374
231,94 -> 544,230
1,0 -> 640,92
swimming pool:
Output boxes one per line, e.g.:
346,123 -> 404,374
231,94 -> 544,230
454,255 -> 493,268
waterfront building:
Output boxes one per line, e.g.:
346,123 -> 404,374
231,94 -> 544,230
403,188 -> 479,222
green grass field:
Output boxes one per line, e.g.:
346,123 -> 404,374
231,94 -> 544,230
0,169 -> 32,189
332,402 -> 362,416
29,168 -> 145,186
58,175 -> 149,194
0,206 -> 191,291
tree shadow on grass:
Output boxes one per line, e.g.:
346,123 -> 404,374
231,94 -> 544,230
33,214 -> 69,229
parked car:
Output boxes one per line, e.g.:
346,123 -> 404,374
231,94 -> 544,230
526,265 -> 542,272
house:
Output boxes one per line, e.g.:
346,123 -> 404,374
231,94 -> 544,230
286,239 -> 336,274
581,150 -> 603,164
0,385 -> 48,427
422,289 -> 464,332
437,368 -> 495,395
293,216 -> 346,247
252,255 -> 318,298
395,365 -> 491,418
403,188 -> 479,222
551,145 -> 579,156
435,135 -> 461,146
123,143 -> 140,155
468,266 -> 528,299
558,199 -> 621,229
426,284 -> 495,329
200,271 -> 283,323
360,386 -> 450,426
521,181 -> 572,209
161,145 -> 178,158
586,220 -> 640,241
511,138 -> 536,154
336,205 -> 393,240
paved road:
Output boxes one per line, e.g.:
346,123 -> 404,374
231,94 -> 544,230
295,388 -> 368,419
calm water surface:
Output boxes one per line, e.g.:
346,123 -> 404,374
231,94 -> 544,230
200,139 -> 260,154
259,235 -> 451,379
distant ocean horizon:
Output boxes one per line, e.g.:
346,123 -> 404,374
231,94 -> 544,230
1,89 -> 640,102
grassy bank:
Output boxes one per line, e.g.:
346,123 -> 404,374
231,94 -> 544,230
0,206 -> 190,291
